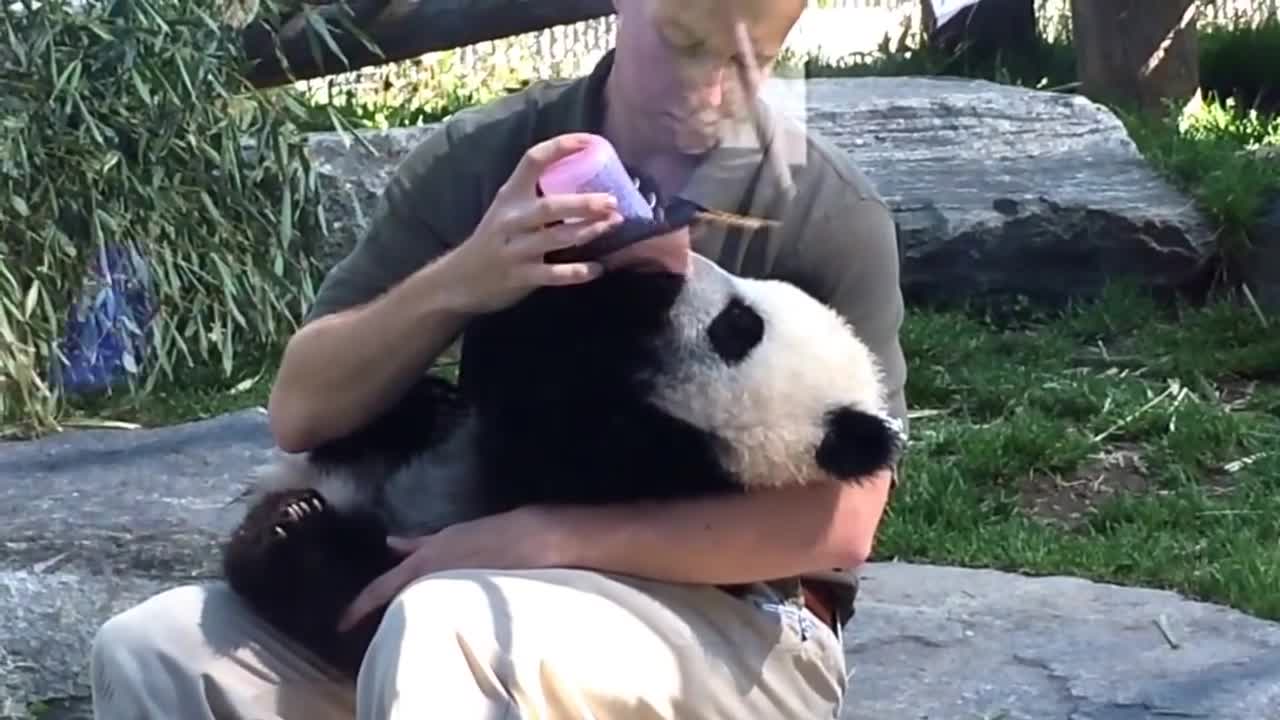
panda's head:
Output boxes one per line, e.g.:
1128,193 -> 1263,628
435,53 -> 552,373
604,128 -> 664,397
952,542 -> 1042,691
645,253 -> 905,487
460,249 -> 905,498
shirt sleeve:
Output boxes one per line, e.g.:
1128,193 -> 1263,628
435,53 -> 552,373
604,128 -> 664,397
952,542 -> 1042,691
303,129 -> 461,325
783,194 -> 910,474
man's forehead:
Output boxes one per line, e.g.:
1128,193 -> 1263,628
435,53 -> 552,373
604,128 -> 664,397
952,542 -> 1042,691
651,0 -> 802,46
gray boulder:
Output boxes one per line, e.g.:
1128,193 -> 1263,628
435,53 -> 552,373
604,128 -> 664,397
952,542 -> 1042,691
306,126 -> 439,272
787,76 -> 1217,307
303,76 -> 1218,308
3,411 -> 1280,719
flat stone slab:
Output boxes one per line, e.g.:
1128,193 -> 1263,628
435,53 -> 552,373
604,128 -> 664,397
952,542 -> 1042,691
4,414 -> 1280,719
848,563 -> 1280,719
0,410 -> 274,719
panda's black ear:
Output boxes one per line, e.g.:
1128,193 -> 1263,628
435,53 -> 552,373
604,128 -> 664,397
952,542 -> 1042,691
816,407 -> 905,482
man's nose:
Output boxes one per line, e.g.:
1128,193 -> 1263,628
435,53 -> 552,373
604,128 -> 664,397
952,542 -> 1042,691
688,65 -> 727,108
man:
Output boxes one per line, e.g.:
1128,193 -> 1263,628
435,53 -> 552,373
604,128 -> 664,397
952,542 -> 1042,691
89,0 -> 908,717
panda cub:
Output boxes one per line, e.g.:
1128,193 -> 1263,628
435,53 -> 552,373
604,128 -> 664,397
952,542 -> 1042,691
222,235 -> 906,680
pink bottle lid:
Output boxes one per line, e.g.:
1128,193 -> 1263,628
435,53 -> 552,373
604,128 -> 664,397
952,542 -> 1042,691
540,135 -> 612,194
538,134 -> 654,221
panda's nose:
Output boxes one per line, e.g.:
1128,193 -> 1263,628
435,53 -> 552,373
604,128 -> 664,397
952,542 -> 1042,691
601,226 -> 692,275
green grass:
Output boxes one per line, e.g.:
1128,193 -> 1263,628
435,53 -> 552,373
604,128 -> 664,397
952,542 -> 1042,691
875,284 -> 1280,620
1119,92 -> 1280,267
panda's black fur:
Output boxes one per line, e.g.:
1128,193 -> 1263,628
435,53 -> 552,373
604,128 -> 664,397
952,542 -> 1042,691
222,245 -> 905,681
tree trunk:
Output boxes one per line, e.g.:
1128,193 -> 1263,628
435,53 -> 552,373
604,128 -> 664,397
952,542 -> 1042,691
240,0 -> 615,88
1070,0 -> 1201,116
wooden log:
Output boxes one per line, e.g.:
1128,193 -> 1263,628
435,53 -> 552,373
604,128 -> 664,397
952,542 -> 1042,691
1070,0 -> 1201,116
240,0 -> 614,88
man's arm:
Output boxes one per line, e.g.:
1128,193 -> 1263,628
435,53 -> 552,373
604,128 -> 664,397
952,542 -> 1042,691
268,254 -> 471,454
269,131 -> 624,454
543,470 -> 894,583
268,137 -> 467,453
342,470 -> 893,629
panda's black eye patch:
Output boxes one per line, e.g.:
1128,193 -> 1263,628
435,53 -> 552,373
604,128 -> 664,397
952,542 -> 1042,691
706,296 -> 763,364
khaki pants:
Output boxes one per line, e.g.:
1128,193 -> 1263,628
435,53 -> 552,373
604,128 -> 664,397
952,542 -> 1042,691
89,567 -> 848,719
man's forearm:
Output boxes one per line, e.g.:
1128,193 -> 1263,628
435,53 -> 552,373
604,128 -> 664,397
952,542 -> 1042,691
268,254 -> 472,453
540,469 -> 893,586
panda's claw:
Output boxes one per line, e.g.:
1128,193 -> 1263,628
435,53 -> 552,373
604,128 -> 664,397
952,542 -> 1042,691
262,489 -> 332,545
281,491 -> 326,521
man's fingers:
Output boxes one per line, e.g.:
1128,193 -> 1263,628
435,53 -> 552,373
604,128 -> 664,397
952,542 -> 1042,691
527,261 -> 604,287
517,213 -> 622,257
526,194 -> 619,229
507,133 -> 599,193
494,194 -> 617,239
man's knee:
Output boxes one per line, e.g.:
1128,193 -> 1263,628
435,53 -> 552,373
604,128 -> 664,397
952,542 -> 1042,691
91,584 -> 202,676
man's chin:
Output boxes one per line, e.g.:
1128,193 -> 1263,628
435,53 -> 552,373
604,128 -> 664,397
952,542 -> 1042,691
673,125 -> 722,155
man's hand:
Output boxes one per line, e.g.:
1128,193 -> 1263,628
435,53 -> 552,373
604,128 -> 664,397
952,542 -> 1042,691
337,506 -> 561,632
443,133 -> 625,316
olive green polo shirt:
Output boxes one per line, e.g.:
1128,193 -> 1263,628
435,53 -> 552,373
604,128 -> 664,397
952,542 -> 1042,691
306,49 -> 909,623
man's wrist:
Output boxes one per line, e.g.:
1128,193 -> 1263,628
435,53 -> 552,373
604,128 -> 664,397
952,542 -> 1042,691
396,250 -> 480,327
516,504 -> 607,569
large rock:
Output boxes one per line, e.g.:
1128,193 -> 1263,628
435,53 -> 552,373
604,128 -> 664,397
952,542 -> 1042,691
304,76 -> 1217,308
848,563 -> 1280,719
306,126 -> 439,272
4,413 -> 1280,719
784,76 -> 1217,307
0,409 -> 273,720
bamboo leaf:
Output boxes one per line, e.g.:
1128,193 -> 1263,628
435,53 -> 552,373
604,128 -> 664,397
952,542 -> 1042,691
22,281 -> 38,318
304,9 -> 349,68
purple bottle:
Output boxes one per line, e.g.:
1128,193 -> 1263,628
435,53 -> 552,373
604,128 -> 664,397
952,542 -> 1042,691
538,134 -> 654,222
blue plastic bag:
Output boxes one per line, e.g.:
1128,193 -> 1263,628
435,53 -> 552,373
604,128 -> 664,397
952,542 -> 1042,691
53,240 -> 156,395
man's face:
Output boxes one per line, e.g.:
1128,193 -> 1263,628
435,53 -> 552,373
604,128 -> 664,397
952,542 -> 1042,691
611,0 -> 803,154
